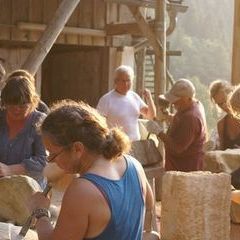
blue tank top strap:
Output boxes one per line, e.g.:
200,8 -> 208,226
80,155 -> 145,240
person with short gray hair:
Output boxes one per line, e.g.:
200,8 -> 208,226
97,65 -> 156,141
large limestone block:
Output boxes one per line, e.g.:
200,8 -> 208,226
0,175 -> 41,225
161,171 -> 231,240
204,149 -> 240,173
0,222 -> 37,240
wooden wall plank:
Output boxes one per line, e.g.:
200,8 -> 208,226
0,0 -> 136,47
0,0 -> 11,40
41,46 -> 110,106
92,0 -> 106,46
11,0 -> 29,41
78,0 -> 93,45
28,0 -> 43,41
65,0 -> 79,45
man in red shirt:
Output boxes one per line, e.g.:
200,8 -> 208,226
147,79 -> 207,171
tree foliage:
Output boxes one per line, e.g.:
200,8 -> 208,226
168,0 -> 233,131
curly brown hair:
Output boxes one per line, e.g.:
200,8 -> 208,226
41,100 -> 131,160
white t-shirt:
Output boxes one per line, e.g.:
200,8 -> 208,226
97,90 -> 147,141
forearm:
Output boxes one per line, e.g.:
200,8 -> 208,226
145,96 -> 156,119
35,217 -> 54,240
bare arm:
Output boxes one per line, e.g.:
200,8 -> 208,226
33,179 -> 92,240
132,158 -> 154,231
140,89 -> 156,120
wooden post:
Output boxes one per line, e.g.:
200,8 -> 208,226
128,6 -> 162,59
232,0 -> 240,85
135,48 -> 146,95
22,0 -> 81,75
154,0 -> 166,101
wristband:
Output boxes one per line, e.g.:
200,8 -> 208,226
33,208 -> 51,220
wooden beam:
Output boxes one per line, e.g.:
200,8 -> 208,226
106,22 -> 143,36
232,0 -> 240,85
105,0 -> 155,8
18,22 -> 106,37
146,49 -> 182,56
135,48 -> 146,94
154,0 -> 166,98
127,6 -> 162,58
104,0 -> 188,13
22,0 -> 81,75
106,20 -> 155,36
133,39 -> 149,52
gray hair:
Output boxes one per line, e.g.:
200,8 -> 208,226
115,65 -> 134,82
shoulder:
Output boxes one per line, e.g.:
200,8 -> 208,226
97,90 -> 114,106
128,91 -> 146,105
62,177 -> 103,209
37,100 -> 49,114
124,154 -> 146,181
29,110 -> 46,130
128,91 -> 141,99
31,110 -> 46,122
180,111 -> 197,123
217,115 -> 227,130
100,90 -> 115,100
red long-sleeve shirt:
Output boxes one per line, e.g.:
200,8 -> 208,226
165,101 -> 207,172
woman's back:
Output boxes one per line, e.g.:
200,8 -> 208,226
82,155 -> 144,240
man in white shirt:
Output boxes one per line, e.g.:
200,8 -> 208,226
97,65 -> 156,141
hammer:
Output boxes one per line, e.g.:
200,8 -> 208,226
17,184 -> 52,238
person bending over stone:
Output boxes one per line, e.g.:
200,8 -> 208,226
6,69 -> 50,114
0,73 -> 47,187
29,100 -> 154,240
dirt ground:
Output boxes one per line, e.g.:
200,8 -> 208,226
51,190 -> 240,239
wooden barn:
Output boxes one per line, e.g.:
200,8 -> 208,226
0,0 -> 187,106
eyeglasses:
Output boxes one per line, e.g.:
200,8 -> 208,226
46,148 -> 66,163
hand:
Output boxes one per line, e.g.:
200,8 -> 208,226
142,89 -> 152,100
159,109 -> 173,123
146,120 -> 163,136
0,163 -> 11,177
29,192 -> 51,212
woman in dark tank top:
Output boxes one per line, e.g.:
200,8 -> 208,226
209,80 -> 240,150
210,80 -> 240,189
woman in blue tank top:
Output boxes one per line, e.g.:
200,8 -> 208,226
29,100 -> 154,240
